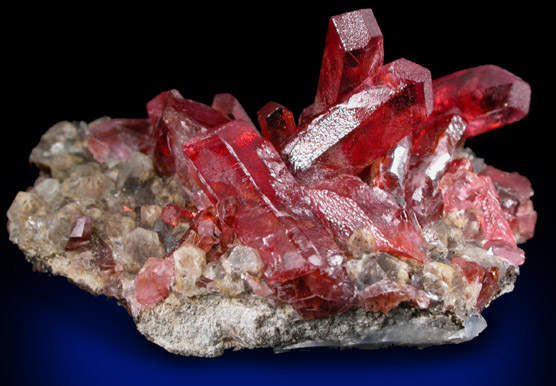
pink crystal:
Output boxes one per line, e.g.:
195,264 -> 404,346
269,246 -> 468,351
432,65 -> 531,138
87,118 -> 151,163
404,112 -> 467,223
439,159 -> 526,266
300,9 -> 384,124
135,257 -> 175,307
212,93 -> 254,125
283,58 -> 432,175
479,166 -> 536,241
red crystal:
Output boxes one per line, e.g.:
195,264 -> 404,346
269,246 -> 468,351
135,257 -> 175,307
300,9 -> 384,124
476,267 -> 499,310
257,102 -> 297,151
160,204 -> 196,227
182,119 -> 352,316
432,65 -> 531,138
87,118 -> 152,163
212,93 -> 254,125
283,58 -> 432,175
149,89 -> 231,178
65,215 -> 92,250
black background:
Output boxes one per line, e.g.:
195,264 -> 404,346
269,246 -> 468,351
2,3 -> 553,385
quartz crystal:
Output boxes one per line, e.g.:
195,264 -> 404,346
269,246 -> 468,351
7,8 -> 534,357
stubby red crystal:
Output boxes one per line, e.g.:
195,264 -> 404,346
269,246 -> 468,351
257,102 -> 298,150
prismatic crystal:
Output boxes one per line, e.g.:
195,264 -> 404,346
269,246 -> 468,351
8,9 -> 534,357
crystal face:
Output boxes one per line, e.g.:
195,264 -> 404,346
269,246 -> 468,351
7,8 -> 535,357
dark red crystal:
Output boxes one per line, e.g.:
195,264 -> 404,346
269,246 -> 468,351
257,102 -> 297,151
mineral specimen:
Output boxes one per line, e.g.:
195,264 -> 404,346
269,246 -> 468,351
7,8 -> 534,357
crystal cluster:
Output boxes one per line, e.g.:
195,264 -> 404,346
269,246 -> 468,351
8,9 -> 534,356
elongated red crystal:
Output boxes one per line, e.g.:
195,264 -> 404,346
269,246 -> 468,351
212,93 -> 254,125
87,118 -> 152,163
432,65 -> 531,138
284,58 -> 432,175
182,120 -> 352,317
257,102 -> 297,150
149,89 -> 231,177
301,9 -> 384,124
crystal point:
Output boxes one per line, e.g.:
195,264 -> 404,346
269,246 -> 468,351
303,9 -> 384,124
150,89 -> 231,177
212,93 -> 254,125
432,65 -> 531,138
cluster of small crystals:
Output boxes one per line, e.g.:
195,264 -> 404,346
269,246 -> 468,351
8,8 -> 535,320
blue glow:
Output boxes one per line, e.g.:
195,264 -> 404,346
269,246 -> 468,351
2,241 -> 551,386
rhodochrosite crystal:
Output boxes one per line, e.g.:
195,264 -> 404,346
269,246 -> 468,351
8,8 -> 534,357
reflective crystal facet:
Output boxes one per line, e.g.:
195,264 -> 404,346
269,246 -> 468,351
432,65 -> 531,138
283,59 -> 432,175
301,9 -> 384,124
